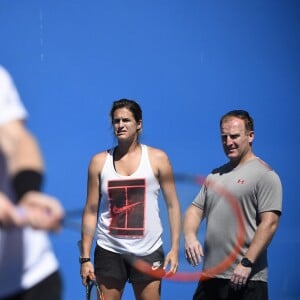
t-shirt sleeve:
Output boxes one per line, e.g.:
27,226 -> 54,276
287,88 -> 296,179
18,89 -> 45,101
257,170 -> 283,214
0,66 -> 28,125
192,183 -> 207,210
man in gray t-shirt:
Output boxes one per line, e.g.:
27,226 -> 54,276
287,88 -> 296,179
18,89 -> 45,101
183,110 -> 282,300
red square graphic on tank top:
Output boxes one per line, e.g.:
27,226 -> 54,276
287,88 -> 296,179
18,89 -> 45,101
108,179 -> 145,238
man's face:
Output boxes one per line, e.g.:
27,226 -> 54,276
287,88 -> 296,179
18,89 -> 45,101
220,116 -> 254,163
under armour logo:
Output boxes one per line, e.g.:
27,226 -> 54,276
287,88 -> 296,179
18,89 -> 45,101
237,179 -> 245,184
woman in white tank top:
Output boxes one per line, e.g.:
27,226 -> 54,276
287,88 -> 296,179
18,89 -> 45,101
80,99 -> 181,300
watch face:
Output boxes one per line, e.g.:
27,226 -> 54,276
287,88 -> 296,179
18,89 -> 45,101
241,258 -> 253,267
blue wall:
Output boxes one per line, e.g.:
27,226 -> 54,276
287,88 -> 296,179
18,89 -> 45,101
1,1 -> 299,299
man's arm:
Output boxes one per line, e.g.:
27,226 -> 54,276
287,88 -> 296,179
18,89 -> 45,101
0,120 -> 43,175
231,211 -> 280,286
0,119 -> 64,230
183,204 -> 204,266
0,192 -> 27,226
244,210 -> 280,263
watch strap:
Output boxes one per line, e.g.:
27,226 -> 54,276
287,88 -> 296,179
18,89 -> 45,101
79,257 -> 91,264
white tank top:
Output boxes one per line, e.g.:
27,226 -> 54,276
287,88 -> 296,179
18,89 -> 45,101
96,144 -> 163,255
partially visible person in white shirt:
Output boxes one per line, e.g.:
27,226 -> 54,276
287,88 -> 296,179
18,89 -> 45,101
0,65 -> 64,300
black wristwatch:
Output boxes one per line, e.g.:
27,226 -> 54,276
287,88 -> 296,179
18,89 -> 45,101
241,257 -> 253,268
79,257 -> 91,264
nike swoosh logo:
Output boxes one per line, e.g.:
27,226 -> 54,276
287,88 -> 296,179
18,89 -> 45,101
112,202 -> 143,214
151,262 -> 162,270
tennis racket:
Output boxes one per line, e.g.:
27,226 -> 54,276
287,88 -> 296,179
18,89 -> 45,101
65,173 -> 245,282
86,277 -> 104,300
77,241 -> 104,300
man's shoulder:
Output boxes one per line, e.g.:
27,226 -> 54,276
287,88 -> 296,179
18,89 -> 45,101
211,162 -> 233,175
253,157 -> 274,171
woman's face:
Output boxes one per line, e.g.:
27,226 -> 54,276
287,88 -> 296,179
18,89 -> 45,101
112,107 -> 142,141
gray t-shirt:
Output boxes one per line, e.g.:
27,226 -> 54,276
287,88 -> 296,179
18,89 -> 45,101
193,157 -> 282,282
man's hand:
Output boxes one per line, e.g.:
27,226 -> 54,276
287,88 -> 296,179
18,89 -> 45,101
230,263 -> 252,290
0,192 -> 27,227
20,191 -> 64,231
184,237 -> 204,267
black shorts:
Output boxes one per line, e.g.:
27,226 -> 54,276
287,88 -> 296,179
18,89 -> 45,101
94,245 -> 164,284
193,278 -> 268,300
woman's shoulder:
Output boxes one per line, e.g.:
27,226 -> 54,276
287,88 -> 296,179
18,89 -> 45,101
144,144 -> 168,158
88,149 -> 111,169
144,145 -> 170,170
